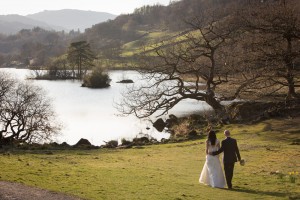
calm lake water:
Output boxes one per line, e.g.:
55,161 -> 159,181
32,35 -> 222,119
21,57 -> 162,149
1,68 -> 212,145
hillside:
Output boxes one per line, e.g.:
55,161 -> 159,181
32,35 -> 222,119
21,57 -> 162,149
0,9 -> 116,35
81,0 -> 300,69
81,0 -> 238,67
1,0 -> 299,70
27,9 -> 117,32
0,14 -> 62,35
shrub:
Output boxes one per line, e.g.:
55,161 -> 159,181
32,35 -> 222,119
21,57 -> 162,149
82,68 -> 111,88
121,138 -> 132,146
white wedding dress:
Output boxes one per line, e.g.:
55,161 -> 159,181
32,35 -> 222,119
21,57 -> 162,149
199,139 -> 226,188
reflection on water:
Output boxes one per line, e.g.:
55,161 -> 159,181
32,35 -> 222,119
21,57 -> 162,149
1,68 -> 212,145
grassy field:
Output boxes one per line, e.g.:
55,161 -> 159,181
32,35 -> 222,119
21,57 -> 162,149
0,117 -> 299,200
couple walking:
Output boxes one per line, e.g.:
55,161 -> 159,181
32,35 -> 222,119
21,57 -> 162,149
199,130 -> 242,189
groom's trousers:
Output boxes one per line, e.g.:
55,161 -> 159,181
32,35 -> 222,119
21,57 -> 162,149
224,162 -> 235,188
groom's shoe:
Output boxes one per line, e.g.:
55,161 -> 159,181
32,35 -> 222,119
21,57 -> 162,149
228,185 -> 232,189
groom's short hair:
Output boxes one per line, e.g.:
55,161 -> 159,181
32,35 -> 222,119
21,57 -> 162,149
224,130 -> 230,136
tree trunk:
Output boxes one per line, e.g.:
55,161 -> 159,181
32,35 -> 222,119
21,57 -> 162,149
79,56 -> 82,80
285,37 -> 298,98
204,91 -> 229,123
287,76 -> 297,98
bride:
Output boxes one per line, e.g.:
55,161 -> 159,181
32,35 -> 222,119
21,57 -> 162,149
199,130 -> 226,188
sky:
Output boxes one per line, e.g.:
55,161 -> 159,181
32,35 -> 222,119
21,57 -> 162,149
1,0 -> 172,16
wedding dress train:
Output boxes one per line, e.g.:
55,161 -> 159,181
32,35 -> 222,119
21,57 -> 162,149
199,139 -> 226,188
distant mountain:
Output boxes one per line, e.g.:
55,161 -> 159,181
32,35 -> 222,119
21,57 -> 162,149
27,9 -> 117,32
0,14 -> 62,35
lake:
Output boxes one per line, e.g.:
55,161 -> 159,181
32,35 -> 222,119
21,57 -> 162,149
1,68 -> 212,145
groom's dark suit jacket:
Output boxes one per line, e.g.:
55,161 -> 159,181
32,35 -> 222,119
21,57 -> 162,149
213,137 -> 241,163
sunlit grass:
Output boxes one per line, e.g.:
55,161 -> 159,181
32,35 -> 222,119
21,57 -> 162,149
0,117 -> 299,199
120,30 -> 193,57
121,30 -> 172,57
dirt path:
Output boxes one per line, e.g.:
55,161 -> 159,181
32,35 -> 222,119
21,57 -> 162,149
0,181 -> 83,200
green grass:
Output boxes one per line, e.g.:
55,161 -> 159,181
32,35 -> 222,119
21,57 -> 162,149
120,30 -> 168,57
120,30 -> 184,57
105,29 -> 201,67
0,117 -> 299,200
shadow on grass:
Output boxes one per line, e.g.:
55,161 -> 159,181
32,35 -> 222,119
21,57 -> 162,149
231,186 -> 287,198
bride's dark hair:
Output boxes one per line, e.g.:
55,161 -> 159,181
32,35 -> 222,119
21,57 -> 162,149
208,130 -> 217,145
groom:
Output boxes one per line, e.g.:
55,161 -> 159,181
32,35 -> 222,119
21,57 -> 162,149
211,130 -> 241,189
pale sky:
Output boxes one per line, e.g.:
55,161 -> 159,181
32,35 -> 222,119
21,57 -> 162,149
1,0 -> 173,16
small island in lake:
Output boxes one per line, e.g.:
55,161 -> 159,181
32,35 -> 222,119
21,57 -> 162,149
116,79 -> 134,83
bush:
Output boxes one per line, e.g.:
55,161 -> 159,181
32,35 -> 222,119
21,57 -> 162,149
82,68 -> 111,88
121,138 -> 132,146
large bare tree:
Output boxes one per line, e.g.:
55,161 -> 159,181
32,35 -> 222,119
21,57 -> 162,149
239,1 -> 300,99
0,72 -> 61,146
117,7 -> 239,119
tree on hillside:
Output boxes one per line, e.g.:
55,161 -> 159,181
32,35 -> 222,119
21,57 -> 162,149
239,1 -> 300,99
0,72 -> 61,146
117,7 -> 240,120
67,41 -> 96,79
0,28 -> 69,67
